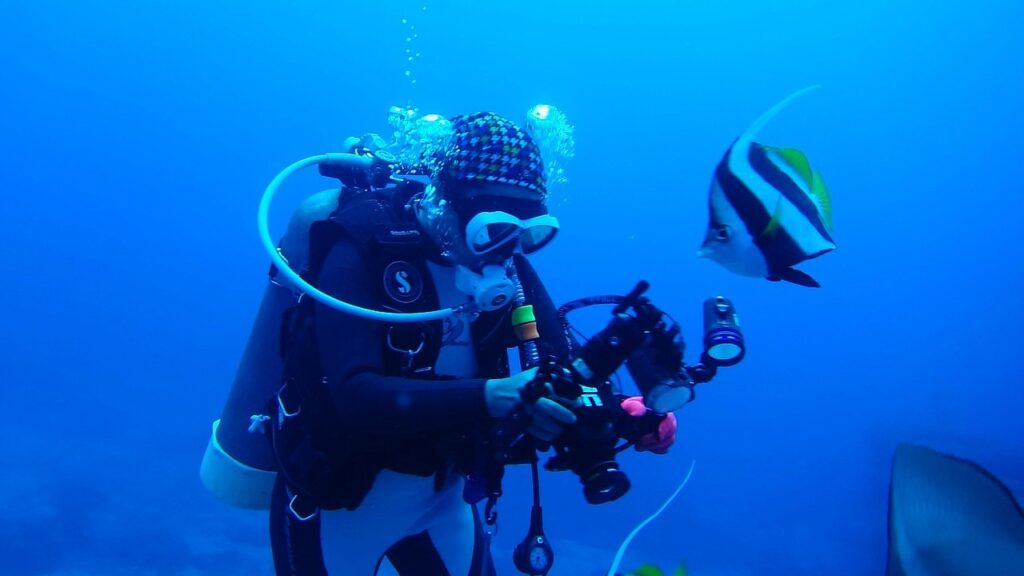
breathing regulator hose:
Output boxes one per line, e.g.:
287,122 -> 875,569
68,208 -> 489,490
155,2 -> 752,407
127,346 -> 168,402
258,153 -> 463,323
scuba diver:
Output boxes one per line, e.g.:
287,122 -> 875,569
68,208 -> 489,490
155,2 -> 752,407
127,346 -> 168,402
202,111 -> 741,575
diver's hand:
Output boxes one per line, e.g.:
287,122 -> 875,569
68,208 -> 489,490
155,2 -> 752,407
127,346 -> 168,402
485,368 -> 578,442
620,396 -> 677,454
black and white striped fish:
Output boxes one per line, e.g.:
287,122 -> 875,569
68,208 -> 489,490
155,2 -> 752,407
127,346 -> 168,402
699,86 -> 835,288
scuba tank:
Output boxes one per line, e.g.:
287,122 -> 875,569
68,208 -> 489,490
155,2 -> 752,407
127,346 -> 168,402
200,142 -> 458,509
200,189 -> 342,510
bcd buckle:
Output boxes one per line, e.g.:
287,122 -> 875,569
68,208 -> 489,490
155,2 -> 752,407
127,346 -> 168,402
386,326 -> 425,376
288,493 -> 319,523
276,379 -> 302,429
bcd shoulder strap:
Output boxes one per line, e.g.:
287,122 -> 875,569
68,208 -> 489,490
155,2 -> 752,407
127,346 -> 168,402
270,180 -> 447,511
315,181 -> 443,377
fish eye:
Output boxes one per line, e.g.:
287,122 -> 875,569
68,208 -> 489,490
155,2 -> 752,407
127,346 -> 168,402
716,226 -> 730,241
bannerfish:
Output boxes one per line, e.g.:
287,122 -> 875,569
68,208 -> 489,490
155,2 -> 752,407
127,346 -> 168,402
887,443 -> 1024,575
699,86 -> 835,287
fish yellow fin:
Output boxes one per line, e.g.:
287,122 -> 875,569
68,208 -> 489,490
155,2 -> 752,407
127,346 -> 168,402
810,170 -> 833,231
630,564 -> 664,576
762,196 -> 784,237
766,146 -> 814,188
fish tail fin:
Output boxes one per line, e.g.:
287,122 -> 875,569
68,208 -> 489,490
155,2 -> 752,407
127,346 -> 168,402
770,267 -> 821,287
736,85 -> 822,151
811,170 -> 834,232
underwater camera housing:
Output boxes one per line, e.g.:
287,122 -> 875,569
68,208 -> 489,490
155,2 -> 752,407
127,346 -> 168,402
500,282 -> 746,505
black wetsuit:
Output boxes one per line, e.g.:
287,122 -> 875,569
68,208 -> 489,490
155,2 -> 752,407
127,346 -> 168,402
271,228 -> 567,575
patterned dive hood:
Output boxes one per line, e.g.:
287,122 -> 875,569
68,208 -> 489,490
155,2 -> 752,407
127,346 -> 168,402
435,112 -> 547,197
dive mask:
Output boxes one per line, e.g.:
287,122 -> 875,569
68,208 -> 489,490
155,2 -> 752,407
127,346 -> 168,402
452,193 -> 559,258
455,211 -> 557,312
464,211 -> 560,256
431,192 -> 559,311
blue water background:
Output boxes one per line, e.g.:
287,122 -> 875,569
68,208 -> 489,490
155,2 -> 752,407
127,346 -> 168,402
2,1 -> 1022,574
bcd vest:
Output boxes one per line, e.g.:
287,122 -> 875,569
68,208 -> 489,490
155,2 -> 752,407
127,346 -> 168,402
268,180 -> 513,512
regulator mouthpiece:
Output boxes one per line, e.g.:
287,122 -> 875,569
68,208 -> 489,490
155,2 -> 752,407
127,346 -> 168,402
455,264 -> 514,311
702,296 -> 745,366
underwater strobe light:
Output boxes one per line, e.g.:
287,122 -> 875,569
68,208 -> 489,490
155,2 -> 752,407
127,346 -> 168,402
702,296 -> 745,366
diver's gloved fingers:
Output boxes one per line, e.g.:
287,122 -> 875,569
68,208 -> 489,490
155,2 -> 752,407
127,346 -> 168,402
532,397 -> 577,424
635,422 -> 677,454
643,432 -> 675,455
524,397 -> 577,442
547,391 -> 581,413
484,367 -> 540,418
526,419 -> 562,442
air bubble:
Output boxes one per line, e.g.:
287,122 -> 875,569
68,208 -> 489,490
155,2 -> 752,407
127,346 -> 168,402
524,104 -> 576,187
